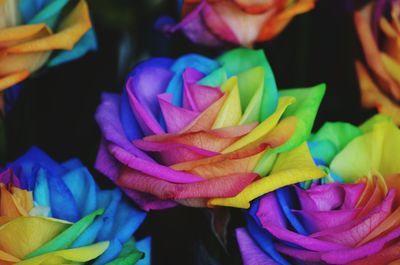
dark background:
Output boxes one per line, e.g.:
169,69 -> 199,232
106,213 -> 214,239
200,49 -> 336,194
4,0 -> 376,264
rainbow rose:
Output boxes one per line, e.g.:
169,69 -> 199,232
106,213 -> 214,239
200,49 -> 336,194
0,0 -> 97,91
95,48 -> 326,210
0,147 -> 150,265
158,0 -> 315,47
236,115 -> 400,264
354,0 -> 400,125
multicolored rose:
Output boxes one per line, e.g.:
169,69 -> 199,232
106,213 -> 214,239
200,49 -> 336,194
95,48 -> 326,210
354,0 -> 400,125
157,0 -> 315,47
238,115 -> 400,264
0,0 -> 97,91
0,147 -> 150,265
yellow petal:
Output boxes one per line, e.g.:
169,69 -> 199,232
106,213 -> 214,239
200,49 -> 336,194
6,0 -> 91,53
209,142 -> 325,208
212,77 -> 242,128
0,24 -> 51,48
0,216 -> 70,259
17,242 -> 109,265
331,120 -> 400,182
222,96 -> 295,153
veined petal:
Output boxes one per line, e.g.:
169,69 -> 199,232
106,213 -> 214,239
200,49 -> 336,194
209,142 -> 325,208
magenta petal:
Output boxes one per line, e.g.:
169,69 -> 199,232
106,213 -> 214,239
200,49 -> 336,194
95,138 -> 121,180
117,168 -> 258,199
296,183 -> 345,211
321,227 -> 400,264
109,143 -> 203,184
0,168 -> 21,188
159,93 -> 199,133
95,139 -> 177,210
311,189 -> 396,247
168,1 -> 225,47
95,93 -> 153,161
133,139 -> 218,165
182,68 -> 222,111
264,223 -> 346,252
275,243 -> 322,262
257,193 -> 287,228
295,208 -> 360,234
127,79 -> 165,135
341,183 -> 365,209
236,228 -> 279,265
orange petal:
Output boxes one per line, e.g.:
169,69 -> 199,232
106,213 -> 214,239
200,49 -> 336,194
257,0 -> 315,41
354,3 -> 400,100
0,70 -> 29,91
181,93 -> 227,133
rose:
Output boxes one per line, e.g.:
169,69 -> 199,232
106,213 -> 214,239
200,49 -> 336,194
354,0 -> 400,125
95,48 -> 326,211
0,147 -> 149,265
237,179 -> 400,264
0,0 -> 97,91
235,115 -> 400,264
157,0 -> 315,47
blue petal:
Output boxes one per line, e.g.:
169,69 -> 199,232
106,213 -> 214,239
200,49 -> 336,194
61,167 -> 98,217
95,189 -> 122,241
47,173 -> 80,222
61,158 -> 83,171
48,28 -> 98,67
19,0 -> 51,23
92,239 -> 123,265
246,215 -> 290,265
136,237 -> 151,265
166,54 -> 219,107
28,0 -> 68,29
276,187 -> 308,235
33,168 -> 50,208
9,146 -> 66,177
120,89 -> 143,141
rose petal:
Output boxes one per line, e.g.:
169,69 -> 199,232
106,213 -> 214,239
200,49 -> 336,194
210,142 -> 325,208
236,227 -> 280,265
117,167 -> 258,200
109,143 -> 203,184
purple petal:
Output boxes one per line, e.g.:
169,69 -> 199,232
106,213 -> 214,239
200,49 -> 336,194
236,228 -> 280,265
0,168 -> 21,188
95,93 -> 153,161
257,193 -> 287,229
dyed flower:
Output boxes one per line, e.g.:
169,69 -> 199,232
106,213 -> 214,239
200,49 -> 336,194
354,0 -> 400,125
95,48 -> 326,210
157,0 -> 315,47
0,147 -> 150,265
237,115 -> 400,264
0,0 -> 97,91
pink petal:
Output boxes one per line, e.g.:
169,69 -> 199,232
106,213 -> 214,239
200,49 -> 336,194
109,143 -> 204,184
159,93 -> 200,133
117,167 -> 258,200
